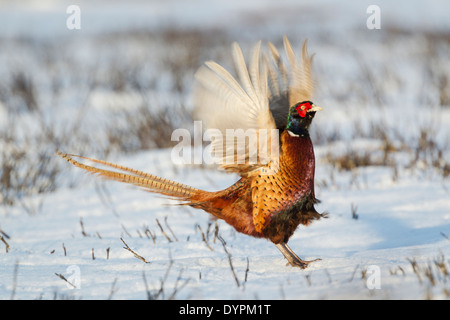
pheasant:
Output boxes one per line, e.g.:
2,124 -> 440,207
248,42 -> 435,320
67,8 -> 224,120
58,36 -> 324,268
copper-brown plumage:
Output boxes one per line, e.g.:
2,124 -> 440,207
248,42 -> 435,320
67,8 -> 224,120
58,36 -> 325,268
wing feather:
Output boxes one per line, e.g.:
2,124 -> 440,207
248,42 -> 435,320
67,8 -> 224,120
194,41 -> 277,175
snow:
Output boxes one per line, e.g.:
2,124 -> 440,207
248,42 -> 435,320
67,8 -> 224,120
1,0 -> 450,300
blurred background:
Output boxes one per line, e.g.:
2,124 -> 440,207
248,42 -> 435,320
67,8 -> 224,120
1,0 -> 449,206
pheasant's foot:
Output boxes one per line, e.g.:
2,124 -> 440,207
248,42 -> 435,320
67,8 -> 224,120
275,242 -> 320,269
285,257 -> 321,269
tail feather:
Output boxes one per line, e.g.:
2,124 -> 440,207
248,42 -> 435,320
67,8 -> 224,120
57,152 -> 201,200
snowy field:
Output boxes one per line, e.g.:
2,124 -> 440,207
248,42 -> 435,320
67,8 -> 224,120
1,0 -> 450,300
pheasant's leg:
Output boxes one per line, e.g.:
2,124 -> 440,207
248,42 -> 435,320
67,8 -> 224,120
275,243 -> 320,269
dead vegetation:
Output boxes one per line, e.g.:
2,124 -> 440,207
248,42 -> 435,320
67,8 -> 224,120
321,121 -> 450,183
406,254 -> 450,299
313,31 -> 450,183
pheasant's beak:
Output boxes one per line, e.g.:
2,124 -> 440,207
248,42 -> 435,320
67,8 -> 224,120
308,104 -> 322,112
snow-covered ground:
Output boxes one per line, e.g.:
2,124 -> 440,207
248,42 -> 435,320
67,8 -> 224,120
1,0 -> 450,300
2,148 -> 450,300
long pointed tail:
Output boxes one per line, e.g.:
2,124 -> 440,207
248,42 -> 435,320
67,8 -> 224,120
57,152 -> 202,201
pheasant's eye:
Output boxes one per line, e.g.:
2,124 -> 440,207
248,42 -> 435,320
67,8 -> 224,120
296,102 -> 312,118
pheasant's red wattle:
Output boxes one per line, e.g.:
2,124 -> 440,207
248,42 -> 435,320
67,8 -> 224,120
296,102 -> 312,117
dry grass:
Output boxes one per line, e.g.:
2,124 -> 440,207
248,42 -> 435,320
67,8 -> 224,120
406,254 -> 450,299
316,31 -> 450,181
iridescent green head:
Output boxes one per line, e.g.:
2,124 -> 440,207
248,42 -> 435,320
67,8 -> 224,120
286,101 -> 322,137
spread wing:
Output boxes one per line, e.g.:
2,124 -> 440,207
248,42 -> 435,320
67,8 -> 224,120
193,36 -> 314,176
266,36 -> 314,129
193,41 -> 278,176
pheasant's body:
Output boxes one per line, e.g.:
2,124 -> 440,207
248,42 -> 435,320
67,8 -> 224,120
189,131 -> 321,244
58,36 -> 325,268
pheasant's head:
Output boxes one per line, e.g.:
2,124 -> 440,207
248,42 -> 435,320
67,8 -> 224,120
286,101 -> 322,137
